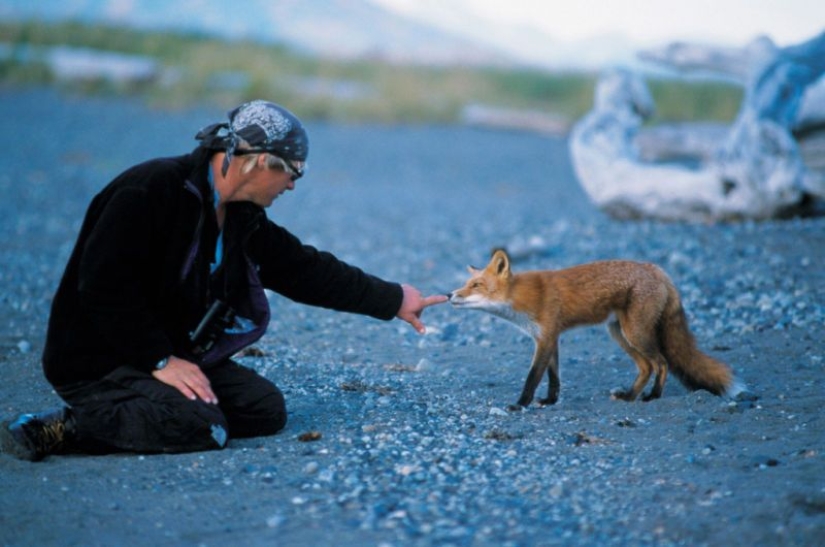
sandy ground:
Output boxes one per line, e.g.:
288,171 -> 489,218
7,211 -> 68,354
1,87 -> 824,546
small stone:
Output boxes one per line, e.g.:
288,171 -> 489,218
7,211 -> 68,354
266,514 -> 285,528
304,461 -> 319,474
297,431 -> 322,442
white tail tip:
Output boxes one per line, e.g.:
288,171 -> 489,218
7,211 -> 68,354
725,378 -> 748,399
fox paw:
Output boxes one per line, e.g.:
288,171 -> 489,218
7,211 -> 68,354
538,397 -> 558,406
641,391 -> 661,402
610,389 -> 636,401
506,404 -> 526,412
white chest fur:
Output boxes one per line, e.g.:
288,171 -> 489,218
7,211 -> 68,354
483,302 -> 542,340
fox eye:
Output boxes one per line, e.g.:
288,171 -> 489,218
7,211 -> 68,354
471,281 -> 482,289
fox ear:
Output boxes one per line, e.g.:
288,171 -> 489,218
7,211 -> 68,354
490,249 -> 510,277
467,265 -> 480,274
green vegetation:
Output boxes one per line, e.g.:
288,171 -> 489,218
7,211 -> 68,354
0,20 -> 743,127
647,79 -> 743,123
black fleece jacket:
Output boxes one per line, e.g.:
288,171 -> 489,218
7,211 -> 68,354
43,147 -> 403,387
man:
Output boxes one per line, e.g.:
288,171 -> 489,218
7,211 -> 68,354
1,100 -> 446,461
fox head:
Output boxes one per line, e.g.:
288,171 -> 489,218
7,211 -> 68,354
449,249 -> 513,310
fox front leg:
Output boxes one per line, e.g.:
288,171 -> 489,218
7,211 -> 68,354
510,338 -> 559,410
538,344 -> 560,406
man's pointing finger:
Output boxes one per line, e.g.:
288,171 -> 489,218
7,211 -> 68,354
421,294 -> 449,308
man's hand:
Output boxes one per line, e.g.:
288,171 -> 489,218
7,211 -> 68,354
152,356 -> 218,404
396,284 -> 449,334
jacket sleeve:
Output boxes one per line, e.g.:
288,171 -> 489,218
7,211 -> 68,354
252,220 -> 404,320
76,186 -> 174,370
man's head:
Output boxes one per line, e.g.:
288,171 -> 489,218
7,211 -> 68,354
197,100 -> 309,177
227,100 -> 309,163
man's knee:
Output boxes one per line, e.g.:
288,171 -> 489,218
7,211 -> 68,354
251,387 -> 287,436
208,363 -> 288,438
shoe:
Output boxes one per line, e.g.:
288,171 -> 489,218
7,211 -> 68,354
0,407 -> 76,462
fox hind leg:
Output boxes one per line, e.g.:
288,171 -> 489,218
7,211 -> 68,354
607,318 -> 665,401
642,354 -> 668,401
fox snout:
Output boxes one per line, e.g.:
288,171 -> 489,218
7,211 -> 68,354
447,290 -> 467,306
448,289 -> 478,308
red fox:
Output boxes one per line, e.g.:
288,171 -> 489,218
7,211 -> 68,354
449,249 -> 742,409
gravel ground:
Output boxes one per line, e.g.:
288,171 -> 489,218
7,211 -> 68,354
1,87 -> 824,547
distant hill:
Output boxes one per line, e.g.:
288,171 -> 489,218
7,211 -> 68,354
0,0 -> 516,66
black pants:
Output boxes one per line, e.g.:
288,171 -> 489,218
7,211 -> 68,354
55,360 -> 286,454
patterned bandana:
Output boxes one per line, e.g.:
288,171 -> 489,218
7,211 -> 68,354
195,100 -> 309,176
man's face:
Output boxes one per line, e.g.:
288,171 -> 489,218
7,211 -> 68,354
234,157 -> 296,208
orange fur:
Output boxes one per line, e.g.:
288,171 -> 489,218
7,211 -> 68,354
450,249 -> 739,409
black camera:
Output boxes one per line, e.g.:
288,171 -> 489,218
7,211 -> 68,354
189,299 -> 236,355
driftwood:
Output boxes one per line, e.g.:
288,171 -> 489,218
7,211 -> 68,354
569,32 -> 825,222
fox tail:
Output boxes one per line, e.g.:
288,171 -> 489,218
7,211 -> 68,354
659,286 -> 744,398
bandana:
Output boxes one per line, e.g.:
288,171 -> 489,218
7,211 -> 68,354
195,100 -> 309,176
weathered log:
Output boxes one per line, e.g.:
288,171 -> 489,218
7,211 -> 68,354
569,32 -> 825,222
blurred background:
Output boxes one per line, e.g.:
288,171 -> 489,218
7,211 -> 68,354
2,0 -> 822,133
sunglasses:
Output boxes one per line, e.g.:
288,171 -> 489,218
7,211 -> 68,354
234,149 -> 305,181
281,159 -> 305,182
